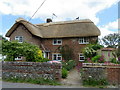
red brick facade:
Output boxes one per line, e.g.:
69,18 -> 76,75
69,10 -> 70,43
10,24 -> 98,62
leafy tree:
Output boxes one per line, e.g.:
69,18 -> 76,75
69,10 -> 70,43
58,45 -> 73,61
102,33 -> 120,48
2,40 -> 44,62
83,44 -> 103,59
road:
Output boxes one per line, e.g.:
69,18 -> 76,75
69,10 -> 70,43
1,81 -> 85,88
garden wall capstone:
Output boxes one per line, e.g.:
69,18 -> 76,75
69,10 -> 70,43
82,63 -> 120,85
2,61 -> 62,80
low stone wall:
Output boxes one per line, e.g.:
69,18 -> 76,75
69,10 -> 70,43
82,63 -> 120,85
2,61 -> 62,80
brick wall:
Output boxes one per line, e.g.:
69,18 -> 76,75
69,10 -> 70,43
2,61 -> 62,80
10,24 -> 42,46
41,37 -> 98,62
82,63 -> 120,85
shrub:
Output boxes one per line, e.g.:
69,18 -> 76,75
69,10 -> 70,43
62,60 -> 76,71
62,68 -> 68,78
110,58 -> 120,64
83,44 -> 103,60
91,55 -> 105,63
83,78 -> 108,86
92,55 -> 101,63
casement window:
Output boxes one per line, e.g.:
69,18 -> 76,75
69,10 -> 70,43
15,56 -> 22,60
53,39 -> 62,45
15,36 -> 23,43
79,37 -> 89,44
52,53 -> 62,61
79,53 -> 85,61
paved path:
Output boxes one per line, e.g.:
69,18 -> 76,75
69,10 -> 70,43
60,67 -> 82,86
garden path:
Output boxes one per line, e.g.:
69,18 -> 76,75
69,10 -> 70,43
60,67 -> 83,87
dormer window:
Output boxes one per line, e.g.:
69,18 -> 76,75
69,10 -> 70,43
79,37 -> 89,44
53,39 -> 62,45
15,36 -> 23,43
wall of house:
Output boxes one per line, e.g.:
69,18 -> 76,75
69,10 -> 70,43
2,61 -> 62,80
42,36 -> 98,62
9,24 -> 41,47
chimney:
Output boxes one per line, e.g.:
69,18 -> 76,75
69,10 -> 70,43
46,18 -> 52,23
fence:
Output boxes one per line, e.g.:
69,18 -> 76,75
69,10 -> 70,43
2,61 -> 62,80
82,63 -> 120,85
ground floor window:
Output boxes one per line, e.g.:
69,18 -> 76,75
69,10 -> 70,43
79,53 -> 85,61
15,56 -> 22,60
52,53 -> 62,61
43,52 -> 49,59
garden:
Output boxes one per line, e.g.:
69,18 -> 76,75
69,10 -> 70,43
80,33 -> 120,87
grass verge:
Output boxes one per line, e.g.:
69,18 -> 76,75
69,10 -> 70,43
3,77 -> 61,86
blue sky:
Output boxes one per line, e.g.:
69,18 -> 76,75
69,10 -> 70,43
0,0 -> 119,38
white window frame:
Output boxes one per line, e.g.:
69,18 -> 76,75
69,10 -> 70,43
79,53 -> 85,61
53,39 -> 62,45
15,36 -> 23,43
78,37 -> 89,44
52,53 -> 62,61
15,56 -> 22,60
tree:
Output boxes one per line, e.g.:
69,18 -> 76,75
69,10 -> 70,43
83,44 -> 103,59
2,40 -> 44,62
102,33 -> 120,48
58,45 -> 73,61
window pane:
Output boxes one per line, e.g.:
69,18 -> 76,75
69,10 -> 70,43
19,37 -> 23,42
53,54 -> 57,60
53,39 -> 62,45
80,57 -> 84,60
79,53 -> 85,61
53,39 -> 57,44
58,57 -> 61,60
58,54 -> 61,56
58,40 -> 61,44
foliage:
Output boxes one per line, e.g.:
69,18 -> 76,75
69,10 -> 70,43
102,33 -> 120,48
62,68 -> 68,78
91,55 -> 105,63
116,45 -> 120,62
3,77 -> 60,85
62,60 -> 76,71
2,40 -> 44,62
83,44 -> 103,59
83,77 -> 109,86
110,58 -> 120,64
58,45 -> 73,61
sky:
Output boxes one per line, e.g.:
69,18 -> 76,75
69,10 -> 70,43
0,0 -> 119,38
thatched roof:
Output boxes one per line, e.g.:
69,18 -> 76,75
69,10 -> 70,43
6,18 -> 101,38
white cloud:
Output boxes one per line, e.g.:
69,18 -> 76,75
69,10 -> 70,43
98,19 -> 119,38
104,19 -> 119,30
0,0 -> 119,24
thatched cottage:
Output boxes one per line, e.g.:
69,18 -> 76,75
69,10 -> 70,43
6,18 -> 101,62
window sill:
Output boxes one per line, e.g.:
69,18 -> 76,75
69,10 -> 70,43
53,44 -> 62,45
79,43 -> 89,44
79,60 -> 85,62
